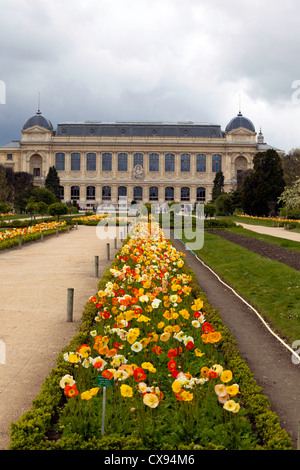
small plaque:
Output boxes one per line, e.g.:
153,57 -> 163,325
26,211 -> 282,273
97,376 -> 114,387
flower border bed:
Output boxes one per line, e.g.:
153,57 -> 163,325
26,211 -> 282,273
8,224 -> 293,451
0,224 -> 72,251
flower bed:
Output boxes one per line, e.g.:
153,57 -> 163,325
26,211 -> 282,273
0,221 -> 68,250
8,220 -> 293,450
237,214 -> 300,226
72,215 -> 129,226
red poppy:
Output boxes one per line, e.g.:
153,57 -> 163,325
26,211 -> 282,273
172,369 -> 179,379
133,367 -> 146,382
167,359 -> 177,371
102,370 -> 114,380
185,341 -> 194,350
202,322 -> 215,334
208,370 -> 218,380
193,311 -> 201,318
64,384 -> 79,398
152,345 -> 163,355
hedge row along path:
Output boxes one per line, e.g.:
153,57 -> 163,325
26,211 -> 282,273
171,225 -> 300,449
0,226 -> 118,450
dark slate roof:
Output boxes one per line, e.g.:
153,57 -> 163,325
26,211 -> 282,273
55,121 -> 224,138
225,112 -> 255,133
23,111 -> 53,131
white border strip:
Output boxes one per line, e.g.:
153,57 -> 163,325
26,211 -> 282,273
173,233 -> 300,364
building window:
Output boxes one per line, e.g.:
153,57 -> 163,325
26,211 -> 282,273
196,154 -> 206,172
33,168 -> 40,177
102,153 -> 112,171
134,153 -> 143,167
165,154 -> 175,172
149,186 -> 158,201
118,186 -> 127,198
149,153 -> 159,171
71,185 -> 80,200
86,153 -> 96,171
71,153 -> 81,171
197,187 -> 206,202
86,186 -> 95,200
59,186 -> 64,200
118,153 -> 128,171
6,154 -> 13,160
181,187 -> 190,201
102,186 -> 111,200
133,186 -> 143,201
181,154 -> 190,172
212,154 -> 222,172
55,153 -> 65,171
165,186 -> 174,201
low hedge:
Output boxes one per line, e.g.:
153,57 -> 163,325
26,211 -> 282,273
0,225 -> 72,251
8,238 -> 293,450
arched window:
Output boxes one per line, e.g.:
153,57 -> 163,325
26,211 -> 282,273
149,153 -> 159,171
181,154 -> 190,172
71,185 -> 80,200
196,154 -> 206,172
118,153 -> 128,171
181,187 -> 190,201
212,154 -> 222,172
59,186 -> 64,200
165,154 -> 175,172
118,186 -> 127,198
55,153 -> 65,171
71,153 -> 81,171
165,186 -> 174,201
86,186 -> 95,200
149,186 -> 158,201
133,186 -> 143,201
134,153 -> 143,167
102,153 -> 112,171
86,153 -> 96,171
102,186 -> 111,200
197,187 -> 206,202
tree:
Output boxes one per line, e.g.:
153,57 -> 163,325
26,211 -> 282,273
48,202 -> 69,220
0,166 -> 10,203
30,187 -> 56,206
241,149 -> 285,217
211,171 -> 224,202
278,177 -> 300,210
215,193 -> 235,215
281,148 -> 300,187
45,166 -> 61,202
13,172 -> 34,212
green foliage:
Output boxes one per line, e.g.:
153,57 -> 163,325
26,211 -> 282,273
48,203 -> 69,220
211,171 -> 224,202
45,166 -> 61,202
241,149 -> 285,217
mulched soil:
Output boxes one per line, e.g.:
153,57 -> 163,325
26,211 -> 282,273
207,229 -> 300,271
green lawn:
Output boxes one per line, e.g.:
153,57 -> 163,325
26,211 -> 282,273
181,231 -> 300,345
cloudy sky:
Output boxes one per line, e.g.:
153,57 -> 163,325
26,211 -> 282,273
0,0 -> 300,152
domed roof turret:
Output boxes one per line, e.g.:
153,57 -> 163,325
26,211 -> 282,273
225,111 -> 255,133
23,110 -> 53,131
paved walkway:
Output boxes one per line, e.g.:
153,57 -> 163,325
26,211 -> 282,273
0,225 -> 120,450
238,222 -> 300,242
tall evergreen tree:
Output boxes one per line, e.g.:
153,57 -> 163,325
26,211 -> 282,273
211,170 -> 224,202
241,149 -> 285,216
45,166 -> 61,202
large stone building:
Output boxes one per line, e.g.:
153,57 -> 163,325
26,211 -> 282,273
0,110 -> 283,208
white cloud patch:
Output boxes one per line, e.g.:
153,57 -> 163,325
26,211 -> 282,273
1,0 -> 300,152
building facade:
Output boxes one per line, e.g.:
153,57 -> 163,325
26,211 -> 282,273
0,110 -> 283,208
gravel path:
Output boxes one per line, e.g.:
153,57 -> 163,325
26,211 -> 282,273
0,225 -> 119,450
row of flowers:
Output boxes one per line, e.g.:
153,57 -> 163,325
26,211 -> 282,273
0,220 -> 67,242
59,220 -> 244,446
237,214 -> 300,225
